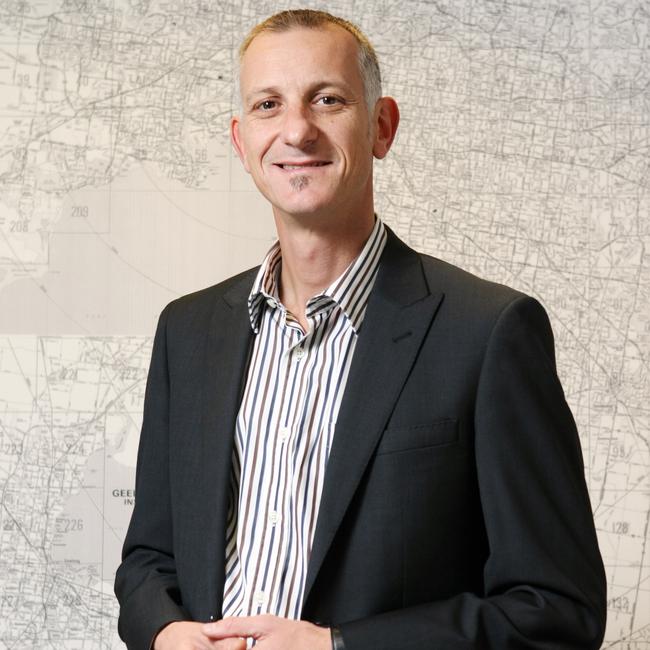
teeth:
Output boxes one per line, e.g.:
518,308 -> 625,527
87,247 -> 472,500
282,162 -> 326,169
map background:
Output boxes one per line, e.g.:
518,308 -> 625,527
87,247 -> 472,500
0,0 -> 648,647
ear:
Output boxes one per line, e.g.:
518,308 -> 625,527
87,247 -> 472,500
372,97 -> 400,159
230,115 -> 250,173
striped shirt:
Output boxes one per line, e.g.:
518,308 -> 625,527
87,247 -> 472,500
221,218 -> 387,628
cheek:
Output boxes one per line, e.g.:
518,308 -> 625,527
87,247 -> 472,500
241,125 -> 272,164
346,140 -> 374,172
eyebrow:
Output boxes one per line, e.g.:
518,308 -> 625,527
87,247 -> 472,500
244,87 -> 280,105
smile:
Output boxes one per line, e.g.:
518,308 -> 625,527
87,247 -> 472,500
275,162 -> 331,170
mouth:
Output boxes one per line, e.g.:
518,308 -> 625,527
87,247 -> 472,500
274,161 -> 332,171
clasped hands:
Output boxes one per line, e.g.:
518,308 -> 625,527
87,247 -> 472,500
154,614 -> 331,650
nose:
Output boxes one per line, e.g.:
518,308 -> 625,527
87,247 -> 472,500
281,103 -> 318,149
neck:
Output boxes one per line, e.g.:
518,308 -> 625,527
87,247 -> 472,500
273,208 -> 376,331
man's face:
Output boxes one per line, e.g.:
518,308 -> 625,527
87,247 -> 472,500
231,25 -> 380,221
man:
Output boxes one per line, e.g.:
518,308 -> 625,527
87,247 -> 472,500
115,9 -> 607,650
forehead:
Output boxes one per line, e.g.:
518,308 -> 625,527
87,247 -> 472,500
239,25 -> 362,90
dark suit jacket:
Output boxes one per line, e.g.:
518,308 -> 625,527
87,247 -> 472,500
115,229 -> 606,649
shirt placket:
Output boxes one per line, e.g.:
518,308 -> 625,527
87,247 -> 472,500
257,304 -> 309,617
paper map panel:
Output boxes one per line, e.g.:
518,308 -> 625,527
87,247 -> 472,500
0,1 -> 648,647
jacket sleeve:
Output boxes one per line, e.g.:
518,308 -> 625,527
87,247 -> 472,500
338,296 -> 607,649
114,305 -> 191,650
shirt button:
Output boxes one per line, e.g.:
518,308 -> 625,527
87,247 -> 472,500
254,590 -> 268,607
294,346 -> 305,360
279,427 -> 290,442
266,298 -> 277,309
268,510 -> 281,526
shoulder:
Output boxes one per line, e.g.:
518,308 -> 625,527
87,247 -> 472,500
399,250 -> 558,385
386,226 -> 533,318
157,266 -> 258,333
383,226 -> 527,313
378,226 -> 550,329
377,229 -> 551,355
425,252 -> 551,344
419,252 -> 528,315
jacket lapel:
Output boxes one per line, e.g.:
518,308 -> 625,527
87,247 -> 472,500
302,231 -> 444,609
198,272 -> 256,619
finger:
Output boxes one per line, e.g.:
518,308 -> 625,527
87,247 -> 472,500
212,638 -> 247,650
203,615 -> 272,640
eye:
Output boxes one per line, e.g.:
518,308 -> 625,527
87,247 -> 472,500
256,99 -> 278,111
315,95 -> 343,106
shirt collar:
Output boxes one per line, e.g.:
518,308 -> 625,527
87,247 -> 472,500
248,218 -> 387,334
